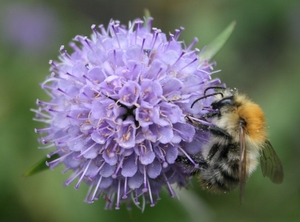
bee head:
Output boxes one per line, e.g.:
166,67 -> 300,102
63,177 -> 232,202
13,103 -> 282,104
211,96 -> 234,110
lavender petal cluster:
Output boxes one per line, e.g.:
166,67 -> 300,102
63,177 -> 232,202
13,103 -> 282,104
33,18 -> 221,210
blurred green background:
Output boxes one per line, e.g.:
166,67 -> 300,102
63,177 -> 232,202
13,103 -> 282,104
1,0 -> 299,221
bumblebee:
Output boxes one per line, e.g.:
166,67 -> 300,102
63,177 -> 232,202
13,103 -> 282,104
177,87 -> 284,202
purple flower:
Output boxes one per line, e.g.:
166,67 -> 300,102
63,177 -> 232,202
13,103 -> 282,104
33,18 -> 221,210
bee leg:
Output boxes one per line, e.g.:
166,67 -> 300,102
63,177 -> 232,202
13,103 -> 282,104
176,154 -> 208,174
208,125 -> 232,139
191,154 -> 207,168
185,115 -> 194,123
199,124 -> 232,140
207,143 -> 219,160
203,111 -> 219,119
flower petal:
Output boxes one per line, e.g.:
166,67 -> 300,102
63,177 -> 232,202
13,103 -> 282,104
147,158 -> 162,179
121,154 -> 138,177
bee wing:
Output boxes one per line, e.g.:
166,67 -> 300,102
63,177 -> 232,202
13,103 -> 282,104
260,140 -> 284,184
239,123 -> 247,203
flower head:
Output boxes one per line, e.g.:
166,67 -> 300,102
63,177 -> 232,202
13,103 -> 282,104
33,18 -> 221,210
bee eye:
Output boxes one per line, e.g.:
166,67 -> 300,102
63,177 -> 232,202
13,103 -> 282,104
212,96 -> 234,109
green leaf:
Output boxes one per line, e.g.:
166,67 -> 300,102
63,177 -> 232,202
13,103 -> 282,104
199,21 -> 236,61
23,154 -> 59,177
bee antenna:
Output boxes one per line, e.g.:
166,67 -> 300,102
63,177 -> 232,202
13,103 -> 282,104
204,86 -> 226,96
191,92 -> 223,108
